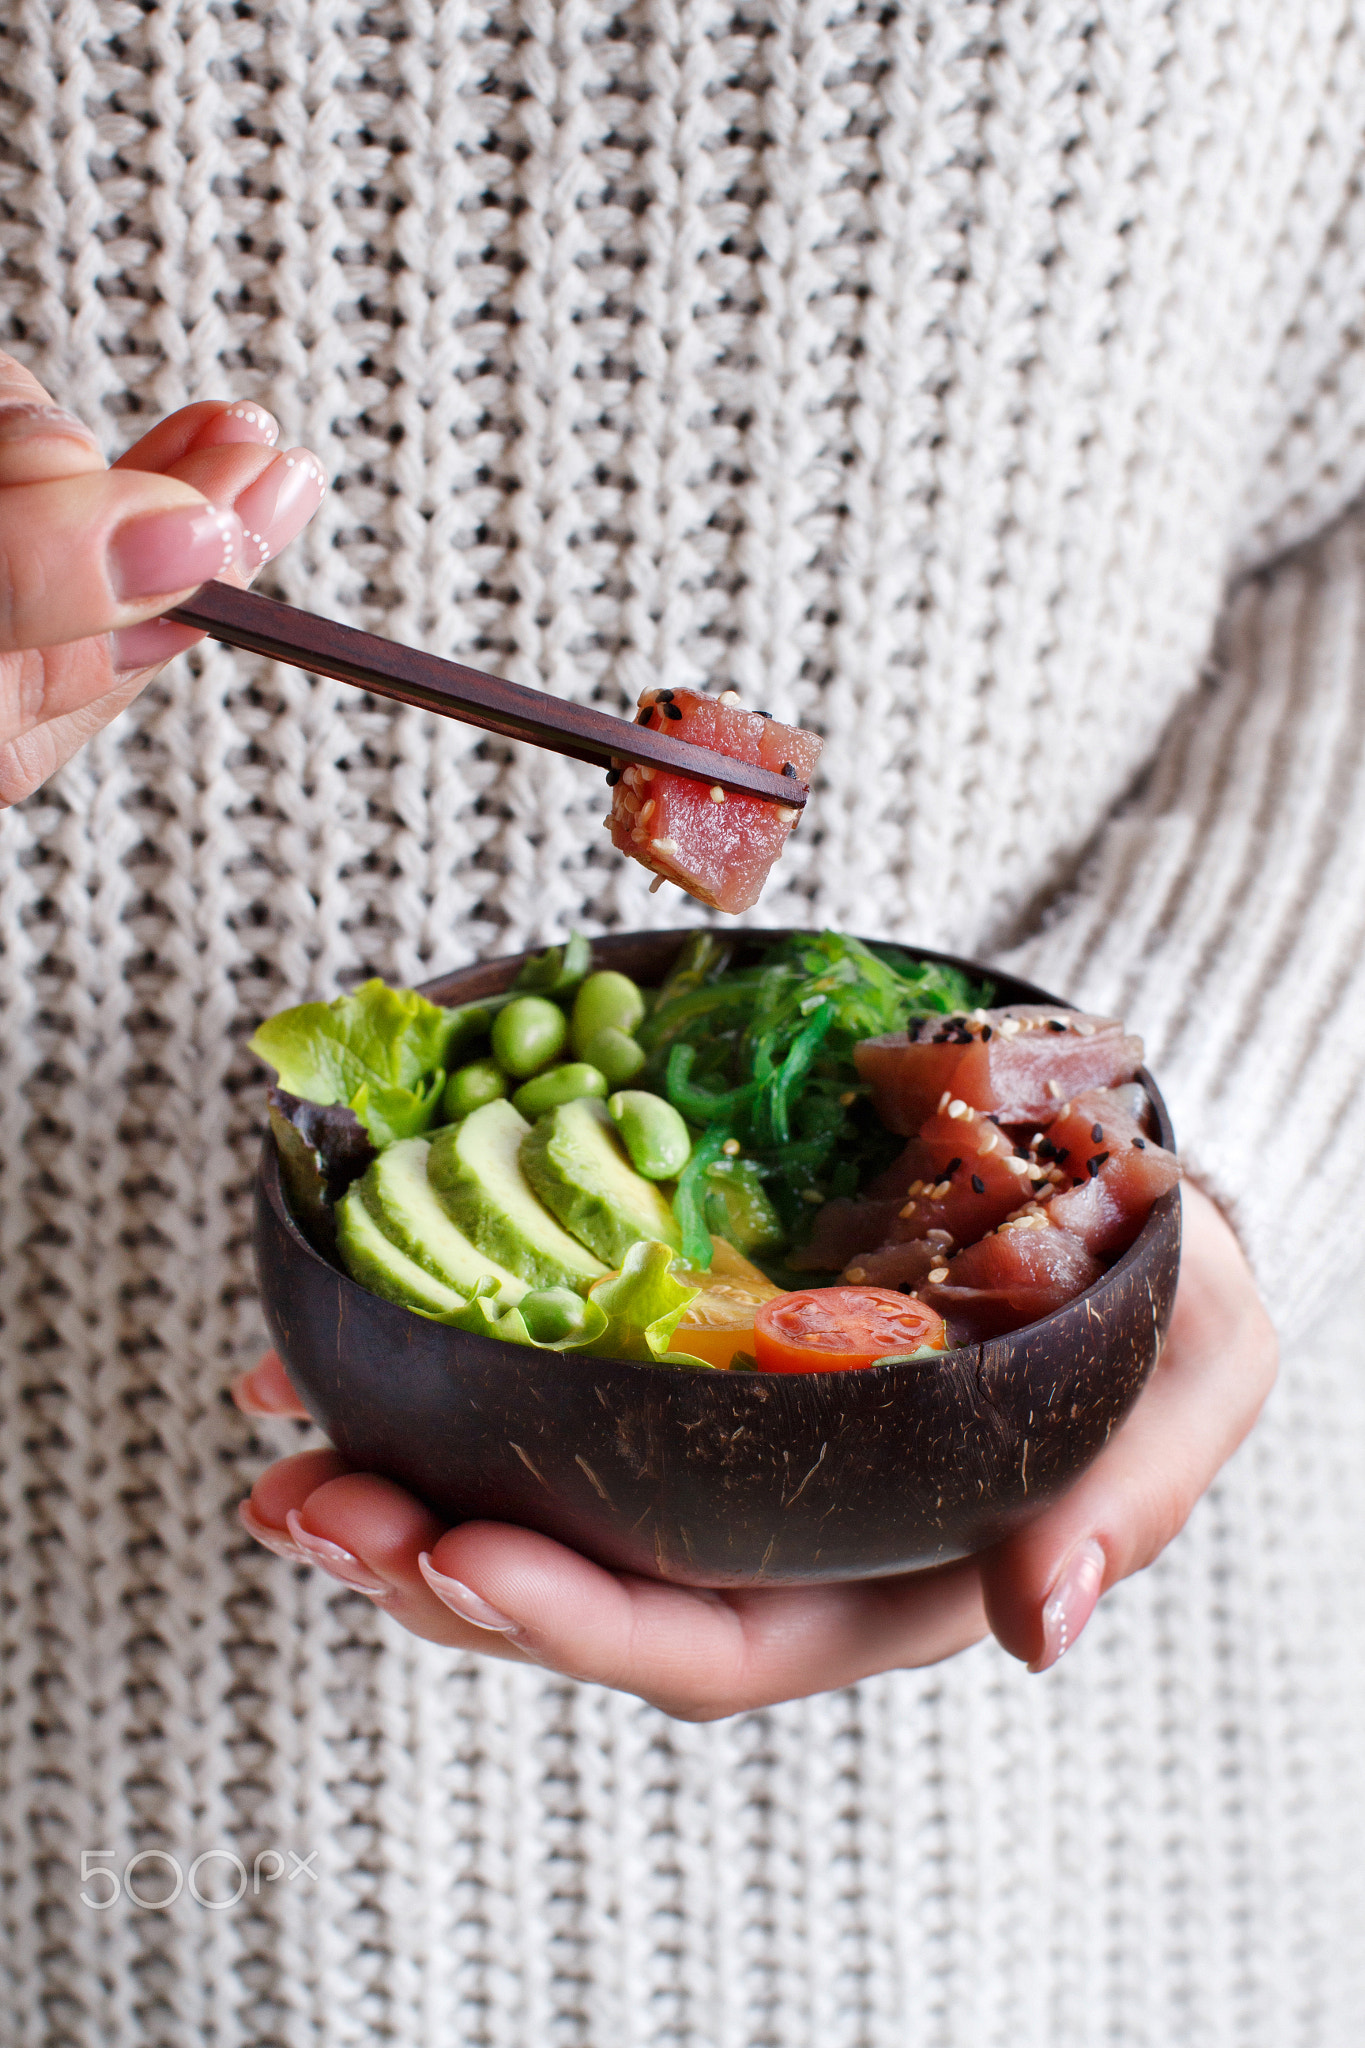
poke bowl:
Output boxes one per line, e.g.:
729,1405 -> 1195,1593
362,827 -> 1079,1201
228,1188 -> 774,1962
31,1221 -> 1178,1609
253,929 -> 1181,1587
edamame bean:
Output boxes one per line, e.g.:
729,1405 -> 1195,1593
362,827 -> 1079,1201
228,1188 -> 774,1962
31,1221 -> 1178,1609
442,1057 -> 507,1120
581,1024 -> 646,1088
512,1061 -> 609,1119
569,971 -> 646,1059
491,994 -> 569,1079
608,1089 -> 692,1179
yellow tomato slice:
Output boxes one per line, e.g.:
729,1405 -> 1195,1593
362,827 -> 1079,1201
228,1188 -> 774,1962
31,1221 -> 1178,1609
668,1239 -> 782,1369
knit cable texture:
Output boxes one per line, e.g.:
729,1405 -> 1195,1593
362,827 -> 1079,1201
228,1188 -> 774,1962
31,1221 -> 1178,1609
2,1 -> 1365,2040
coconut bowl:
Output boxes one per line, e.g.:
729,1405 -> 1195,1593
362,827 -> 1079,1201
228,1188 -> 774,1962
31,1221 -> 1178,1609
253,929 -> 1181,1587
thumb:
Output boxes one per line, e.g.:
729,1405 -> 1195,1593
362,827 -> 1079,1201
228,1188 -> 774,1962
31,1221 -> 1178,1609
0,356 -> 245,652
0,465 -> 244,652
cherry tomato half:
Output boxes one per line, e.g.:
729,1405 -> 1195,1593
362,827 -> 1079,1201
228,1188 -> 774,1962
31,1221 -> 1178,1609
751,1286 -> 948,1374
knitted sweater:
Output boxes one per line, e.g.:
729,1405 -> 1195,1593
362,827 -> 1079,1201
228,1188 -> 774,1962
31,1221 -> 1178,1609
2,1 -> 1365,2041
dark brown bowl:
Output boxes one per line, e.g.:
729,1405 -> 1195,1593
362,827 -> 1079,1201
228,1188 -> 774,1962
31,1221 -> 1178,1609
253,930 -> 1181,1586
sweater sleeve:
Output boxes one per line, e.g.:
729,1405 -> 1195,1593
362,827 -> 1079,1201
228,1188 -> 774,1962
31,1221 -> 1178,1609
999,505 -> 1365,1324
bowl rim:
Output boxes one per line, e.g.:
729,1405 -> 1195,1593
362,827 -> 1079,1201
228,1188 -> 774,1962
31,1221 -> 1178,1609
258,925 -> 1179,1380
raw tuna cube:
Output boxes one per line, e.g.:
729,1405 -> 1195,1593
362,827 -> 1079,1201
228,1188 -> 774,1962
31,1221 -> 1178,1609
1039,1089 -> 1180,1255
921,1212 -> 1104,1342
606,688 -> 823,913
839,1231 -> 955,1291
855,1006 -> 1146,1135
786,1193 -> 911,1272
864,1101 -> 1039,1243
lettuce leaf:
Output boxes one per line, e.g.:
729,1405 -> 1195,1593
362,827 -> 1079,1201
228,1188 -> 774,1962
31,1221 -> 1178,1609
430,1278 -> 610,1351
250,979 -> 466,1146
419,1247 -> 718,1369
583,1240 -> 713,1367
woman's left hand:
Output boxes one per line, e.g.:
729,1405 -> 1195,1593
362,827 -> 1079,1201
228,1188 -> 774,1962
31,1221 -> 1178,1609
232,1183 -> 1275,1716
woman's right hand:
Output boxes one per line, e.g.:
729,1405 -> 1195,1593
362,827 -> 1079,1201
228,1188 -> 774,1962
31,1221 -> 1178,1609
0,350 -> 328,805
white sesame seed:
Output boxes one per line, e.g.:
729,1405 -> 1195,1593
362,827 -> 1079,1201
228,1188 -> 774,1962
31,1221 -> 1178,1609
719,689 -> 742,704
722,1138 -> 741,1157
776,807 -> 798,824
800,1188 -> 824,1204
651,837 -> 678,854
709,786 -> 726,803
639,799 -> 655,824
938,1091 -> 952,1113
947,1098 -> 968,1119
1046,1080 -> 1063,1099
845,1267 -> 867,1284
928,1267 -> 949,1284
839,1091 -> 856,1107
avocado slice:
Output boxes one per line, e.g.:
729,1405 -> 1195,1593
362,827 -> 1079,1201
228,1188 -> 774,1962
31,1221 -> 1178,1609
357,1137 -> 526,1306
520,1097 -> 682,1268
427,1099 -> 609,1292
335,1183 -> 470,1316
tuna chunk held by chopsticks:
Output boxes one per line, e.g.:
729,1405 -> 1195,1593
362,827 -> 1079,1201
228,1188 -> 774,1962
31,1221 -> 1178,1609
606,688 -> 823,913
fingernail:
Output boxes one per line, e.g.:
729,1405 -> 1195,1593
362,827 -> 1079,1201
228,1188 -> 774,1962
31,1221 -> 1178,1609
234,448 -> 328,570
238,1498 -> 309,1564
230,1365 -> 299,1416
417,1552 -> 521,1634
209,402 -> 280,448
1031,1538 -> 1107,1673
0,400 -> 99,445
108,503 -> 244,601
285,1509 -> 389,1596
108,618 -> 200,676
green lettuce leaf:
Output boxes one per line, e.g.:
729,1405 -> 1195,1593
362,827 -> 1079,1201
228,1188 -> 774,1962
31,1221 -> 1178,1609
250,979 -> 467,1146
428,1278 -> 611,1351
583,1240 -> 712,1366
419,1248 -> 718,1369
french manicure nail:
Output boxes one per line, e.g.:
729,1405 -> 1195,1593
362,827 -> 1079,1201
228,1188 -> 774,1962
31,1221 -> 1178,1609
108,618 -> 200,675
234,447 -> 328,570
285,1509 -> 389,1595
0,400 -> 99,444
108,503 -> 244,601
417,1552 -> 521,1634
1031,1537 -> 1107,1673
238,1498 -> 310,1564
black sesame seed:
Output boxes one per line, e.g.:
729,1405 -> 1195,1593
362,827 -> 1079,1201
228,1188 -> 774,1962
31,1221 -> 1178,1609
981,1025 -> 992,1040
605,768 -> 621,786
1133,1137 -> 1146,1150
1048,1018 -> 1067,1032
663,702 -> 682,720
756,709 -> 773,718
636,708 -> 653,725
1037,1138 -> 1056,1161
782,761 -> 797,777
944,1158 -> 962,1178
1053,1146 -> 1069,1165
1091,1122 -> 1104,1144
971,1173 -> 985,1194
656,688 -> 675,701
1086,1152 -> 1110,1178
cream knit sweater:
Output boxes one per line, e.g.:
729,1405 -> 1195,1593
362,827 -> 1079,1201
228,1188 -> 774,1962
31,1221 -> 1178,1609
3,1 -> 1365,2041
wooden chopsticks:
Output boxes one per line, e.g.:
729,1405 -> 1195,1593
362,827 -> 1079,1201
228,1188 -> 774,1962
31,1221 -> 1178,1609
167,581 -> 808,809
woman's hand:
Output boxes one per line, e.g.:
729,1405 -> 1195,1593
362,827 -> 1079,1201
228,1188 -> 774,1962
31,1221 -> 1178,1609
233,1184 -> 1275,1717
0,351 -> 327,804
